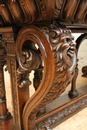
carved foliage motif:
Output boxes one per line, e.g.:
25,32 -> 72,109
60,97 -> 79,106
34,24 -> 76,109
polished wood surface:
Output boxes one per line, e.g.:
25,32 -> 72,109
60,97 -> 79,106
0,0 -> 87,130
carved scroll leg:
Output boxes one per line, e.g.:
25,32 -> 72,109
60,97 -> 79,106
68,59 -> 79,99
15,24 -> 77,130
0,43 -> 11,122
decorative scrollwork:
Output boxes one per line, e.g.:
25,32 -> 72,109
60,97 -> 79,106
15,23 -> 76,130
17,45 -> 41,74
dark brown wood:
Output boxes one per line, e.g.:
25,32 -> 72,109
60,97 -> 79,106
0,0 -> 87,27
0,0 -> 87,130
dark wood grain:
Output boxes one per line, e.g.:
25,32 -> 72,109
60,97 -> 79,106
0,0 -> 87,130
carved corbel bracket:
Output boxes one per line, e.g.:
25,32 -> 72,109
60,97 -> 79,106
15,22 -> 76,130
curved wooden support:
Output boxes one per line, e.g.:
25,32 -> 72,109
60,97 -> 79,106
16,24 -> 55,130
15,23 -> 76,130
69,33 -> 87,98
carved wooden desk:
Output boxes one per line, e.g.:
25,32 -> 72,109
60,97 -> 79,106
0,0 -> 87,130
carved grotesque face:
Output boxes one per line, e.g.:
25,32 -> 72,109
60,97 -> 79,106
47,26 -> 76,96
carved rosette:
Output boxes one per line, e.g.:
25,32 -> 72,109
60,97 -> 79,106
16,23 -> 76,130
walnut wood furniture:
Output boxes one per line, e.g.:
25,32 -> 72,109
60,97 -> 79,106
0,0 -> 87,130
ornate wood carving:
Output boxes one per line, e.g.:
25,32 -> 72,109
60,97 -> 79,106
0,1 -> 86,130
14,23 -> 76,130
5,26 -> 42,129
0,0 -> 87,27
17,49 -> 41,74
